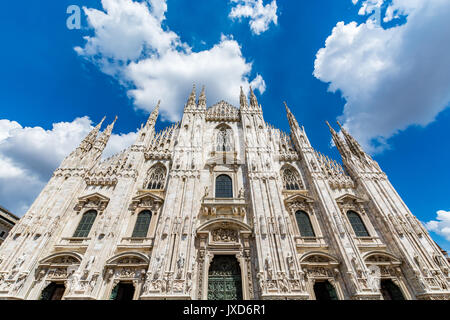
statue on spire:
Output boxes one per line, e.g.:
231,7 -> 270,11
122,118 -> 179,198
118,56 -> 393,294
198,85 -> 206,109
185,84 -> 196,109
249,86 -> 258,109
284,101 -> 300,132
240,86 -> 248,109
326,121 -> 351,159
78,116 -> 106,153
146,100 -> 160,128
336,121 -> 366,158
94,116 -> 118,153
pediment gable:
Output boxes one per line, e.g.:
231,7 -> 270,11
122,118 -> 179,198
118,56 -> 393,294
129,191 -> 164,211
335,193 -> 366,204
78,192 -> 110,203
74,192 -> 110,212
206,100 -> 240,122
284,193 -> 315,204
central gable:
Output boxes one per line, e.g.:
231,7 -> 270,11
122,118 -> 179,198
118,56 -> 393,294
205,100 -> 240,122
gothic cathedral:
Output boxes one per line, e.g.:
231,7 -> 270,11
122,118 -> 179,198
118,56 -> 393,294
0,86 -> 449,300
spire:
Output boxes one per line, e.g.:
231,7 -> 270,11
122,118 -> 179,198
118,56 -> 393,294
249,86 -> 258,109
95,116 -> 117,150
240,86 -> 248,109
146,100 -> 160,128
336,121 -> 365,157
198,85 -> 206,109
78,116 -> 105,152
284,101 -> 300,132
185,84 -> 196,109
326,121 -> 350,158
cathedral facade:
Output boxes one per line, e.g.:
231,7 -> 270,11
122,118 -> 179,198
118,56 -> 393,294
0,86 -> 449,300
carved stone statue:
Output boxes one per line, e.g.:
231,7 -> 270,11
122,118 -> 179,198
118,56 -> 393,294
176,253 -> 185,279
203,186 -> 209,199
265,254 -> 273,279
286,253 -> 295,277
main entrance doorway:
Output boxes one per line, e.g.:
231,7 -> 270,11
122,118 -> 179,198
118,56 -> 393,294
207,255 -> 243,300
313,280 -> 339,300
380,279 -> 405,300
40,282 -> 66,300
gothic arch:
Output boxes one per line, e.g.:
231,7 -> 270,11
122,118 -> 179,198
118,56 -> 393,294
143,163 -> 167,190
280,165 -> 303,190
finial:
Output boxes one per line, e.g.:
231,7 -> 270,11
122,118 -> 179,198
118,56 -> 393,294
198,85 -> 206,109
186,84 -> 196,107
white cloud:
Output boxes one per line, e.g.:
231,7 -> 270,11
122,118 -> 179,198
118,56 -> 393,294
425,210 -> 450,242
314,0 -> 450,153
76,0 -> 265,122
0,118 -> 137,216
229,0 -> 278,35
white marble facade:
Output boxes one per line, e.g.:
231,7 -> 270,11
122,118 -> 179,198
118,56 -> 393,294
0,86 -> 449,300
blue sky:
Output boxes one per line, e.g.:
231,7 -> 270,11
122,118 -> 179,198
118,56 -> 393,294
1,0 -> 449,250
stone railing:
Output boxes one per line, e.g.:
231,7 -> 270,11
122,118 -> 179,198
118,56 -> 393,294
201,197 -> 247,218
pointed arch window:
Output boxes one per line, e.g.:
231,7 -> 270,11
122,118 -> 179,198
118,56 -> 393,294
145,165 -> 166,190
295,210 -> 315,237
282,167 -> 303,190
216,127 -> 232,152
73,210 -> 97,238
132,210 -> 152,238
347,210 -> 369,237
216,175 -> 233,198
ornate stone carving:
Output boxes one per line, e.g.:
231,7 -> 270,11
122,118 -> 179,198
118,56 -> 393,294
74,193 -> 110,214
211,228 -> 238,243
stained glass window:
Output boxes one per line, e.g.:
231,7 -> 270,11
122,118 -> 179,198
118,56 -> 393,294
295,210 -> 315,237
132,210 -> 152,238
216,174 -> 233,198
347,210 -> 369,237
282,168 -> 303,190
145,165 -> 166,190
73,210 -> 97,238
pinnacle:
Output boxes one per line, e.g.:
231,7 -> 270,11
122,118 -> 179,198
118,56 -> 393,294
284,101 -> 291,114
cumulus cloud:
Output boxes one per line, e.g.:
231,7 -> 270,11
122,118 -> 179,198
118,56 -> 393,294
229,0 -> 278,35
314,0 -> 450,153
0,118 -> 137,216
425,210 -> 450,242
75,0 -> 265,122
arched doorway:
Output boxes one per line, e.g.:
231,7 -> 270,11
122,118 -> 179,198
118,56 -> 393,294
110,282 -> 135,300
313,280 -> 339,300
207,255 -> 243,300
40,282 -> 66,300
380,279 -> 405,300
